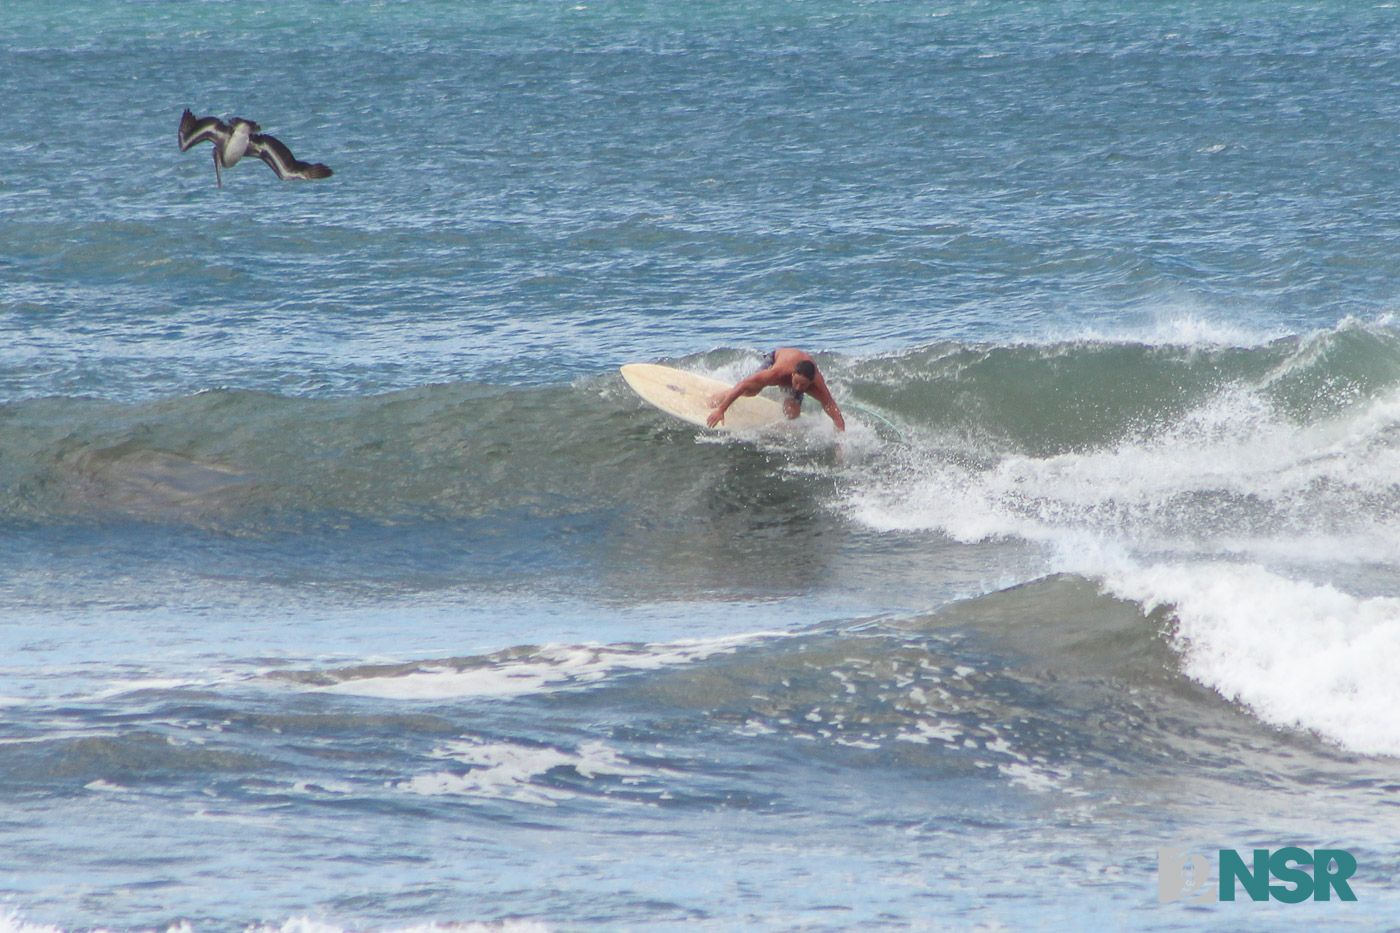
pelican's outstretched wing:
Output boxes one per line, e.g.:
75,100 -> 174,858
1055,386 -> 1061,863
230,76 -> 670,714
178,109 -> 230,151
248,133 -> 333,181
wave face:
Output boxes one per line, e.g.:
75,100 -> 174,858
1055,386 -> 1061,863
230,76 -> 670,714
7,320 -> 1400,759
835,320 -> 1400,756
8,318 -> 1400,577
845,319 -> 1400,561
9,318 -> 1400,526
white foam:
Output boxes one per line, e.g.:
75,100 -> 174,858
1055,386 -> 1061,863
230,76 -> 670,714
842,336 -> 1400,755
998,761 -> 1076,794
88,669 -> 251,702
847,382 -> 1400,568
312,633 -> 778,700
894,719 -> 961,745
247,918 -> 550,933
0,912 -> 549,933
1105,563 -> 1400,757
399,738 -> 657,806
1056,309 -> 1287,350
994,302 -> 1294,351
0,913 -> 66,933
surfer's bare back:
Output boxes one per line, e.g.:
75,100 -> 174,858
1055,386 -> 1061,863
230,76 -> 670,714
707,347 -> 845,431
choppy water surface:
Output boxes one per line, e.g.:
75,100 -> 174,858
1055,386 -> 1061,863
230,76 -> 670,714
5,2 -> 1400,930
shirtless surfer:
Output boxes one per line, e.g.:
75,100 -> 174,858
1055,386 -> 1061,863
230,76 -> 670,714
707,347 -> 846,432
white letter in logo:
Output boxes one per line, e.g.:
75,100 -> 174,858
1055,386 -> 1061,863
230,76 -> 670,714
1158,847 -> 1218,904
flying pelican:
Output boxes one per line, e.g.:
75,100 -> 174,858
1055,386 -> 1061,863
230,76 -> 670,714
178,109 -> 333,187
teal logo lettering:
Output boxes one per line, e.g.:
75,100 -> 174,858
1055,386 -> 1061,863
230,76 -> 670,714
1219,848 -> 1358,902
1159,847 -> 1358,904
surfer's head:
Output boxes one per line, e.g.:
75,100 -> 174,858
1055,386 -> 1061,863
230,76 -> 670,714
792,359 -> 817,393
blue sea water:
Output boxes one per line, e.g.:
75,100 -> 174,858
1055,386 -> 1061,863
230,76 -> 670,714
5,1 -> 1400,930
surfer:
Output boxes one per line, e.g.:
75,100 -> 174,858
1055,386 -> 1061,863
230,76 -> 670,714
707,348 -> 846,431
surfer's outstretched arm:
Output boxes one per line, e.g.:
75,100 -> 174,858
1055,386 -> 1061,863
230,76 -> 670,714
707,371 -> 775,427
820,396 -> 846,432
806,377 -> 845,432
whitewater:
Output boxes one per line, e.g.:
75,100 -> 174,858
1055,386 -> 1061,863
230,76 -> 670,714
6,1 -> 1400,931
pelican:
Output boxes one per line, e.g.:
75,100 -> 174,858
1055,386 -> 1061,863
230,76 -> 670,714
178,109 -> 333,187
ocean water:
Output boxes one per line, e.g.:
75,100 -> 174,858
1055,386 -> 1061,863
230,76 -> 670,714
4,1 -> 1400,929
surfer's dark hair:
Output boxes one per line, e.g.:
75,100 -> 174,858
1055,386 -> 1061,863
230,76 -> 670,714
794,360 -> 816,379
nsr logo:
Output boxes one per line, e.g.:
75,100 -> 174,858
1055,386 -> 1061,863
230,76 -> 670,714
1159,847 -> 1358,904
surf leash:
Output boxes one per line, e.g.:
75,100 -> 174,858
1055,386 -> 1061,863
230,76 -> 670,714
842,402 -> 906,443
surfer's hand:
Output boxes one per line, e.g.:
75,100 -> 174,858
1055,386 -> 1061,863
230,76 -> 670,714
706,409 -> 724,428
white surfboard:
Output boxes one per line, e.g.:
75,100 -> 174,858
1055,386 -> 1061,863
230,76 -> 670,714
620,363 -> 784,431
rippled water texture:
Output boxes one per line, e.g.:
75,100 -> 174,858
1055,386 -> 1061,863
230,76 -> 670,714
5,2 -> 1400,931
